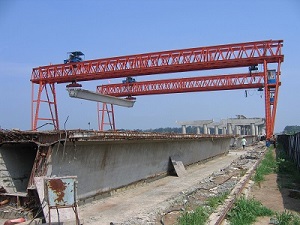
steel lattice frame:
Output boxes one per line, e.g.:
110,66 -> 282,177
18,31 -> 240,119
97,73 -> 265,96
97,71 -> 280,138
31,40 -> 283,139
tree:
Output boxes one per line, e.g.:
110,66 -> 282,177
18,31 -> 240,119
283,126 -> 300,134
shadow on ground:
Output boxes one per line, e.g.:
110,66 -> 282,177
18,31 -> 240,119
276,147 -> 300,213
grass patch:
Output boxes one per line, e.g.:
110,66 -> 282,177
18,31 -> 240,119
178,192 -> 228,225
276,149 -> 300,189
275,210 -> 300,225
178,207 -> 210,225
253,147 -> 278,184
228,198 -> 300,225
230,145 -> 300,224
276,143 -> 300,178
180,144 -> 300,225
227,197 -> 273,225
206,191 -> 228,209
253,144 -> 300,188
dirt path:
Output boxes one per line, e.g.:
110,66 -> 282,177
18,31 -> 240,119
251,173 -> 300,225
251,173 -> 300,213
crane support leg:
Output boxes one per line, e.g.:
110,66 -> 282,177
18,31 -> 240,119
263,59 -> 282,140
98,103 -> 115,131
31,82 -> 59,130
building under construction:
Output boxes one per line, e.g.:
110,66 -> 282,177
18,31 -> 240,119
0,40 -> 284,223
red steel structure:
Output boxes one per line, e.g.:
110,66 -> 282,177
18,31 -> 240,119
96,71 -> 277,139
31,40 -> 283,139
98,73 -> 265,96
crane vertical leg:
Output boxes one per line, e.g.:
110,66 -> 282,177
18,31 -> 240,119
31,82 -> 59,130
270,59 -> 282,134
97,103 -> 115,131
263,60 -> 271,139
263,59 -> 282,140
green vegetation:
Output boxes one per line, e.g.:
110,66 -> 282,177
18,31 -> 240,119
178,192 -> 228,225
276,149 -> 300,189
275,210 -> 300,225
229,145 -> 300,225
143,126 -> 197,134
228,198 -> 300,225
283,125 -> 300,134
227,197 -> 273,225
178,207 -> 210,225
206,192 -> 228,209
228,199 -> 300,225
253,147 -> 278,184
179,144 -> 300,225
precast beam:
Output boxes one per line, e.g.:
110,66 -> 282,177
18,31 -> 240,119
226,118 -> 264,125
176,120 -> 213,127
67,88 -> 135,107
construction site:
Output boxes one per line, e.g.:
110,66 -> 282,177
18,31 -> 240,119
0,40 -> 287,224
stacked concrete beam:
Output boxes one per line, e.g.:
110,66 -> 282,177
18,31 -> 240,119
177,116 -> 265,136
176,120 -> 213,134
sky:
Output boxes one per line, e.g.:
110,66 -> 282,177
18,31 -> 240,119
0,0 -> 299,132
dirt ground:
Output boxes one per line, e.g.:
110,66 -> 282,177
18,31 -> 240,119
162,147 -> 300,225
251,173 -> 300,225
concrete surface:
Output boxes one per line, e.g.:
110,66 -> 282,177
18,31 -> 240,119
77,149 -> 247,225
49,137 -> 231,200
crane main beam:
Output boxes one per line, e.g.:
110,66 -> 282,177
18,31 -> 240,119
31,40 -> 283,84
31,40 -> 283,139
97,73 -> 265,96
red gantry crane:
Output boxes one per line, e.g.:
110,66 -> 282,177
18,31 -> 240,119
31,40 -> 283,139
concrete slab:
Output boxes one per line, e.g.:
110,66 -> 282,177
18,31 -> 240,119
79,150 -> 246,225
170,156 -> 187,177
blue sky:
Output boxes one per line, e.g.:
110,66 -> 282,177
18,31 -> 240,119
0,0 -> 299,132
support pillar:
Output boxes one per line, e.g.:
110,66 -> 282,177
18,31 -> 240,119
203,124 -> 208,134
234,126 -> 240,135
261,127 -> 266,136
251,123 -> 255,135
227,123 -> 233,135
182,125 -> 186,134
255,125 -> 259,136
214,126 -> 219,135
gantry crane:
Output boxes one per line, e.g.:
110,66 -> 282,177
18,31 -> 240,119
31,40 -> 283,139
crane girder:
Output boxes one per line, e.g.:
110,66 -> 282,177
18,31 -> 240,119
97,73 -> 265,97
31,40 -> 283,84
31,40 -> 283,139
